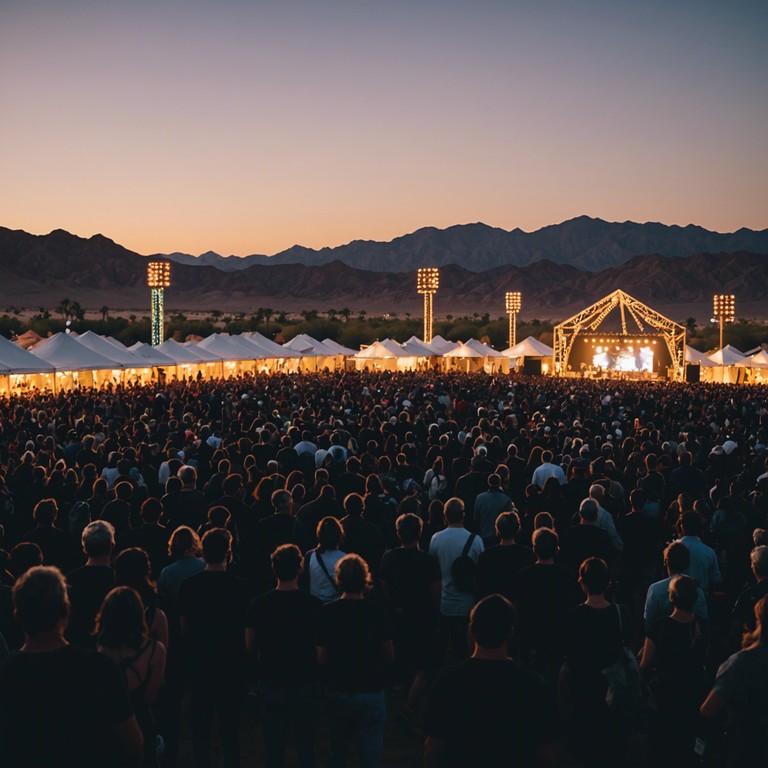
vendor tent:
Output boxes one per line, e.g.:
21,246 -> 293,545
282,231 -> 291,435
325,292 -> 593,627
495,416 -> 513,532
0,336 -> 54,392
322,338 -> 359,356
737,350 -> 768,368
29,332 -> 121,388
428,335 -> 459,355
708,345 -> 747,366
503,336 -> 554,358
283,334 -> 340,371
74,331 -> 143,368
355,339 -> 409,371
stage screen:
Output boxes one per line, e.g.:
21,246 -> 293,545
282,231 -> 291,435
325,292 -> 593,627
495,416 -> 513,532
570,335 -> 670,375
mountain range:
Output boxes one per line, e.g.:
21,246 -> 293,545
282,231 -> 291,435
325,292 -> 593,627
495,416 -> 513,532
156,216 -> 768,273
0,224 -> 766,320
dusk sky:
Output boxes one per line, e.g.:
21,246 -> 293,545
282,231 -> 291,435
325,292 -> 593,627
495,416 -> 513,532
2,0 -> 766,257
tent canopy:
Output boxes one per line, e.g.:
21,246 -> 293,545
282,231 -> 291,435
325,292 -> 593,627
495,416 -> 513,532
283,334 -> 337,357
321,338 -> 358,356
503,336 -> 553,358
444,342 -> 485,359
428,335 -> 459,354
401,336 -> 438,356
708,345 -> 747,366
736,350 -> 768,368
29,333 -> 118,371
356,339 -> 409,359
464,338 -> 504,358
0,336 -> 54,374
685,345 -> 719,367
74,331 -> 142,367
243,332 -> 300,359
197,334 -> 257,361
157,338 -> 216,364
128,342 -> 177,366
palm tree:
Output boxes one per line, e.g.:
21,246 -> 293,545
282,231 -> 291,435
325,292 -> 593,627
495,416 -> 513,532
100,305 -> 109,322
327,308 -> 338,321
339,308 -> 351,323
71,301 -> 85,321
263,308 -> 274,325
56,298 -> 72,321
358,310 -> 367,322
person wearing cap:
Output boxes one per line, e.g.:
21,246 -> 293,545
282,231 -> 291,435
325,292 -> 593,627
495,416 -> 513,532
473,475 -> 514,542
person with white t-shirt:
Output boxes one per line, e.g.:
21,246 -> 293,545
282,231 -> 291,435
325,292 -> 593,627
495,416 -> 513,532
429,497 -> 484,662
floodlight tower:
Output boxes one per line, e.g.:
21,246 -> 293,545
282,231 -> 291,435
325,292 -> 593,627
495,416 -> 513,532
417,267 -> 439,342
505,291 -> 522,349
711,293 -> 735,351
147,262 -> 171,346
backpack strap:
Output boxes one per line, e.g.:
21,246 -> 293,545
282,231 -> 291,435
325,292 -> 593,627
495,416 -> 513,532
460,533 -> 477,559
314,549 -> 339,593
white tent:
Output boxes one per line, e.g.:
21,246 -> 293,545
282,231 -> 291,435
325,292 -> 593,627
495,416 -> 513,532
355,339 -> 408,371
503,336 -> 554,358
464,338 -> 505,358
30,333 -> 118,371
182,341 -> 223,363
443,341 -> 486,372
0,336 -> 54,374
29,332 -> 121,389
737,350 -> 768,368
243,331 -> 301,359
401,336 -> 438,357
322,338 -> 359,356
429,335 -> 459,354
708,345 -> 747,366
74,331 -> 143,368
128,342 -> 177,367
196,334 -> 261,376
685,346 -> 718,367
283,333 -> 337,357
0,336 -> 54,392
283,334 -> 340,371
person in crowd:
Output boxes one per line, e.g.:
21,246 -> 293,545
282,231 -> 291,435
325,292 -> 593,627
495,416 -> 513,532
178,528 -> 251,768
114,547 -> 169,649
701,595 -> 768,767
20,498 -> 73,572
118,497 -> 170,579
379,512 -> 441,726
559,497 -> 616,573
246,544 -> 322,768
677,511 -> 723,593
640,574 -> 708,766
316,553 -> 393,768
0,566 -> 144,767
428,497 -> 484,662
424,594 -> 554,767
303,516 -> 346,603
515,528 -> 581,685
561,557 -> 633,767
66,520 -> 116,649
473,473 -> 514,541
476,511 -> 535,601
96,586 -> 167,767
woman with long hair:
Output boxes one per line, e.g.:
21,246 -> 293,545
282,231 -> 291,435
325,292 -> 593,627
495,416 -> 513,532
700,595 -> 768,766
303,516 -> 346,604
96,586 -> 167,767
115,548 -> 169,649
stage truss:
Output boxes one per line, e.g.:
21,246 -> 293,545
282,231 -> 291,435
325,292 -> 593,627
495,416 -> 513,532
553,289 -> 686,380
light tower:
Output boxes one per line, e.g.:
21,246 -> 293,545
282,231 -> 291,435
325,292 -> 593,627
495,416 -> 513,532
417,267 -> 439,342
711,293 -> 735,351
505,291 -> 522,349
147,261 -> 171,346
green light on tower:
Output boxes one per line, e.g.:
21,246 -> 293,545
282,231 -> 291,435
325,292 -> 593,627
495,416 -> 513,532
147,261 -> 171,346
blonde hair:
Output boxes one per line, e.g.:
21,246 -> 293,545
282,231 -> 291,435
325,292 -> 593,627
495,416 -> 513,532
743,595 -> 768,650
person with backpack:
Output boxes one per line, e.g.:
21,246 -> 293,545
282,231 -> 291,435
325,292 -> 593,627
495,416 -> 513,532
424,457 -> 448,502
428,497 -> 484,663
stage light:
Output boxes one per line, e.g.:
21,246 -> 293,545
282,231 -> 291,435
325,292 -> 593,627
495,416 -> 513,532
712,294 -> 735,350
147,262 -> 171,346
417,268 -> 439,342
505,291 -> 522,348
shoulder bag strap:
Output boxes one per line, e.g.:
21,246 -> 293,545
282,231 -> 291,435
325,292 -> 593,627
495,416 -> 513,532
460,533 -> 477,559
315,550 -> 339,592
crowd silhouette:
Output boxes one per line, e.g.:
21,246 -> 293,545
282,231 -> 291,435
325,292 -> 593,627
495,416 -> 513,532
0,370 -> 767,767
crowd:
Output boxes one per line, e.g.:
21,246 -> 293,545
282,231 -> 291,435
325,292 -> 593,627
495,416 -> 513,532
0,370 -> 766,767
